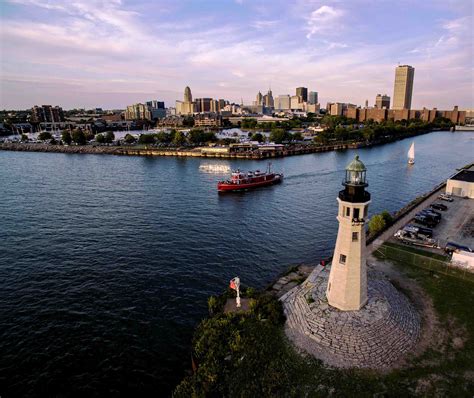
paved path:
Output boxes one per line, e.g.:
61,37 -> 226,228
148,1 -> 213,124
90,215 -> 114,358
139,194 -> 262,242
281,265 -> 420,369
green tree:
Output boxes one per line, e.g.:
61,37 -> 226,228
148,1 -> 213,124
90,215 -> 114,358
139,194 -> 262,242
138,133 -> 155,144
173,130 -> 186,146
251,132 -> 264,143
21,134 -> 28,142
380,210 -> 393,226
72,129 -> 86,145
61,130 -> 72,145
95,133 -> 105,144
105,131 -> 115,144
292,132 -> 303,141
38,131 -> 52,141
269,128 -> 289,144
368,214 -> 386,235
124,133 -> 136,144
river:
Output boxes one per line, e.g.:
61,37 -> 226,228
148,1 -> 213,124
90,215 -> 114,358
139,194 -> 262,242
0,131 -> 473,396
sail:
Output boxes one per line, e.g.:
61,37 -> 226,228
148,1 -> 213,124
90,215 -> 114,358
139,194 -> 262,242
408,142 -> 415,159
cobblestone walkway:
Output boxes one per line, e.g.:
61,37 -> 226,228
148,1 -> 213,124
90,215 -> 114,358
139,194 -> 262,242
281,265 -> 420,369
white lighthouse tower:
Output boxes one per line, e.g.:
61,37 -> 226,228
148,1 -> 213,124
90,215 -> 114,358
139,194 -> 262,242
326,155 -> 371,311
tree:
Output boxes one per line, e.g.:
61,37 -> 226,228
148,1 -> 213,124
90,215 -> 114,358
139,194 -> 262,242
124,133 -> 136,144
72,129 -> 86,145
292,132 -> 303,141
50,137 -> 57,145
95,133 -> 105,144
368,214 -> 386,235
269,128 -> 289,144
173,130 -> 186,146
155,131 -> 170,144
61,130 -> 72,145
105,131 -> 115,144
21,134 -> 28,142
251,132 -> 264,143
38,131 -> 52,141
380,210 -> 393,226
138,133 -> 155,144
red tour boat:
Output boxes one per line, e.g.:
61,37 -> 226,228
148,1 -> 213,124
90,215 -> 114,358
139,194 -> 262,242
217,163 -> 283,192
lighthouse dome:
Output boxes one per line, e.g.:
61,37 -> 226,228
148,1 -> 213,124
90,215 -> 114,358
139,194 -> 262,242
346,155 -> 366,172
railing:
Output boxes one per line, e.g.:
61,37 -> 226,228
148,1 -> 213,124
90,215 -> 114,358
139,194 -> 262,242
351,218 -> 365,225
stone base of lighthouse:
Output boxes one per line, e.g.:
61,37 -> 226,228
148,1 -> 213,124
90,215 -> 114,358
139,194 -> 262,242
281,263 -> 420,369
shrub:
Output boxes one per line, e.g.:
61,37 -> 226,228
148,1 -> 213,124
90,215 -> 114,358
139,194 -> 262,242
368,214 -> 386,235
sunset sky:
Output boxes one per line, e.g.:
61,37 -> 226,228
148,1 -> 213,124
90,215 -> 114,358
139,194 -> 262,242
1,0 -> 472,109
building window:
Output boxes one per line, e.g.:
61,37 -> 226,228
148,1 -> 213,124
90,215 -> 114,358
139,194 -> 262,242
345,207 -> 350,217
352,232 -> 358,241
339,254 -> 346,264
364,206 -> 368,218
353,208 -> 360,219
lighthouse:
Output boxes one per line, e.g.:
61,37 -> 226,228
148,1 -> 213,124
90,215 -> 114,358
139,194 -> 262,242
326,155 -> 371,311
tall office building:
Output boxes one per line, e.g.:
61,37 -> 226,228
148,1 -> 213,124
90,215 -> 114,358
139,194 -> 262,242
296,87 -> 308,102
392,65 -> 415,110
276,95 -> 291,110
375,94 -> 390,109
265,89 -> 274,108
256,91 -> 263,106
308,91 -> 318,105
31,105 -> 65,123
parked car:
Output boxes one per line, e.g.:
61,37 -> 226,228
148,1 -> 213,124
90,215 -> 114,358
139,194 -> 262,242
430,203 -> 448,211
438,193 -> 454,202
417,211 -> 440,224
445,242 -> 473,254
403,224 -> 434,238
414,215 -> 437,228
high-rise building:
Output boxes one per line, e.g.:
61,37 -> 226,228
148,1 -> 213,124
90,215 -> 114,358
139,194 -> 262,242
125,103 -> 152,120
392,65 -> 415,110
375,94 -> 390,109
184,86 -> 192,103
308,91 -> 318,105
146,100 -> 165,109
275,95 -> 291,110
31,105 -> 65,123
291,95 -> 303,110
326,155 -> 370,311
176,86 -> 195,115
265,89 -> 274,108
296,87 -> 308,102
256,92 -> 263,106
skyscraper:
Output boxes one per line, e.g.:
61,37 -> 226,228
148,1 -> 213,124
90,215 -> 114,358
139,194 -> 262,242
392,65 -> 415,110
375,94 -> 390,109
265,89 -> 274,108
296,87 -> 308,102
256,91 -> 263,106
184,86 -> 192,103
308,91 -> 318,105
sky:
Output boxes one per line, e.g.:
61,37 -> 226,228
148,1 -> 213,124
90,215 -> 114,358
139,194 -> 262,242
0,0 -> 473,110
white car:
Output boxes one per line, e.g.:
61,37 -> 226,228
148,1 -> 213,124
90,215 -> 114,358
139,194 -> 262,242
438,193 -> 454,202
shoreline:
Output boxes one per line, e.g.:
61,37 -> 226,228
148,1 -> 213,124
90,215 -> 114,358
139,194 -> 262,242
0,129 -> 436,159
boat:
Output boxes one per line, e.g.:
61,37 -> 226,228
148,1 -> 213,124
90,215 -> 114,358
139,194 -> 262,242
217,163 -> 283,192
408,142 -> 415,165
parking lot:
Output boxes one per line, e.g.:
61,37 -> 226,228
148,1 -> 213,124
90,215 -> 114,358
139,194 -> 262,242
430,196 -> 474,250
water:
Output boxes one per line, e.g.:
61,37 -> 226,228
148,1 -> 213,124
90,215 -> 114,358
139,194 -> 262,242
0,131 -> 473,396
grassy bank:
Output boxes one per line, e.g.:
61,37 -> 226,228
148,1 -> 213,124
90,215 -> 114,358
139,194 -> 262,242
174,261 -> 474,397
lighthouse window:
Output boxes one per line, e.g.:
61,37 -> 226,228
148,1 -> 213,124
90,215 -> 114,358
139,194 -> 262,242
352,232 -> 358,241
345,207 -> 350,217
353,208 -> 360,219
364,206 -> 368,218
339,254 -> 346,264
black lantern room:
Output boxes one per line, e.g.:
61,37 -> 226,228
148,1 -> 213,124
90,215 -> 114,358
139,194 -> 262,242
339,155 -> 371,203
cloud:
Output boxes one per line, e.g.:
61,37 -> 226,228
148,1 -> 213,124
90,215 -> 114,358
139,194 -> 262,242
251,20 -> 279,30
306,5 -> 344,39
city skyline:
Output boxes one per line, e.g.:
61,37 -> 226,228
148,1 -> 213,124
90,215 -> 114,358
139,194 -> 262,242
1,0 -> 472,110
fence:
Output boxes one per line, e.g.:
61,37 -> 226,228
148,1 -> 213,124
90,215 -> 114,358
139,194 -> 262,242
374,243 -> 474,282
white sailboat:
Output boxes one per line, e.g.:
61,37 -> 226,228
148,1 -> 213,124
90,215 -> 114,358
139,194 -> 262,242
408,142 -> 415,165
